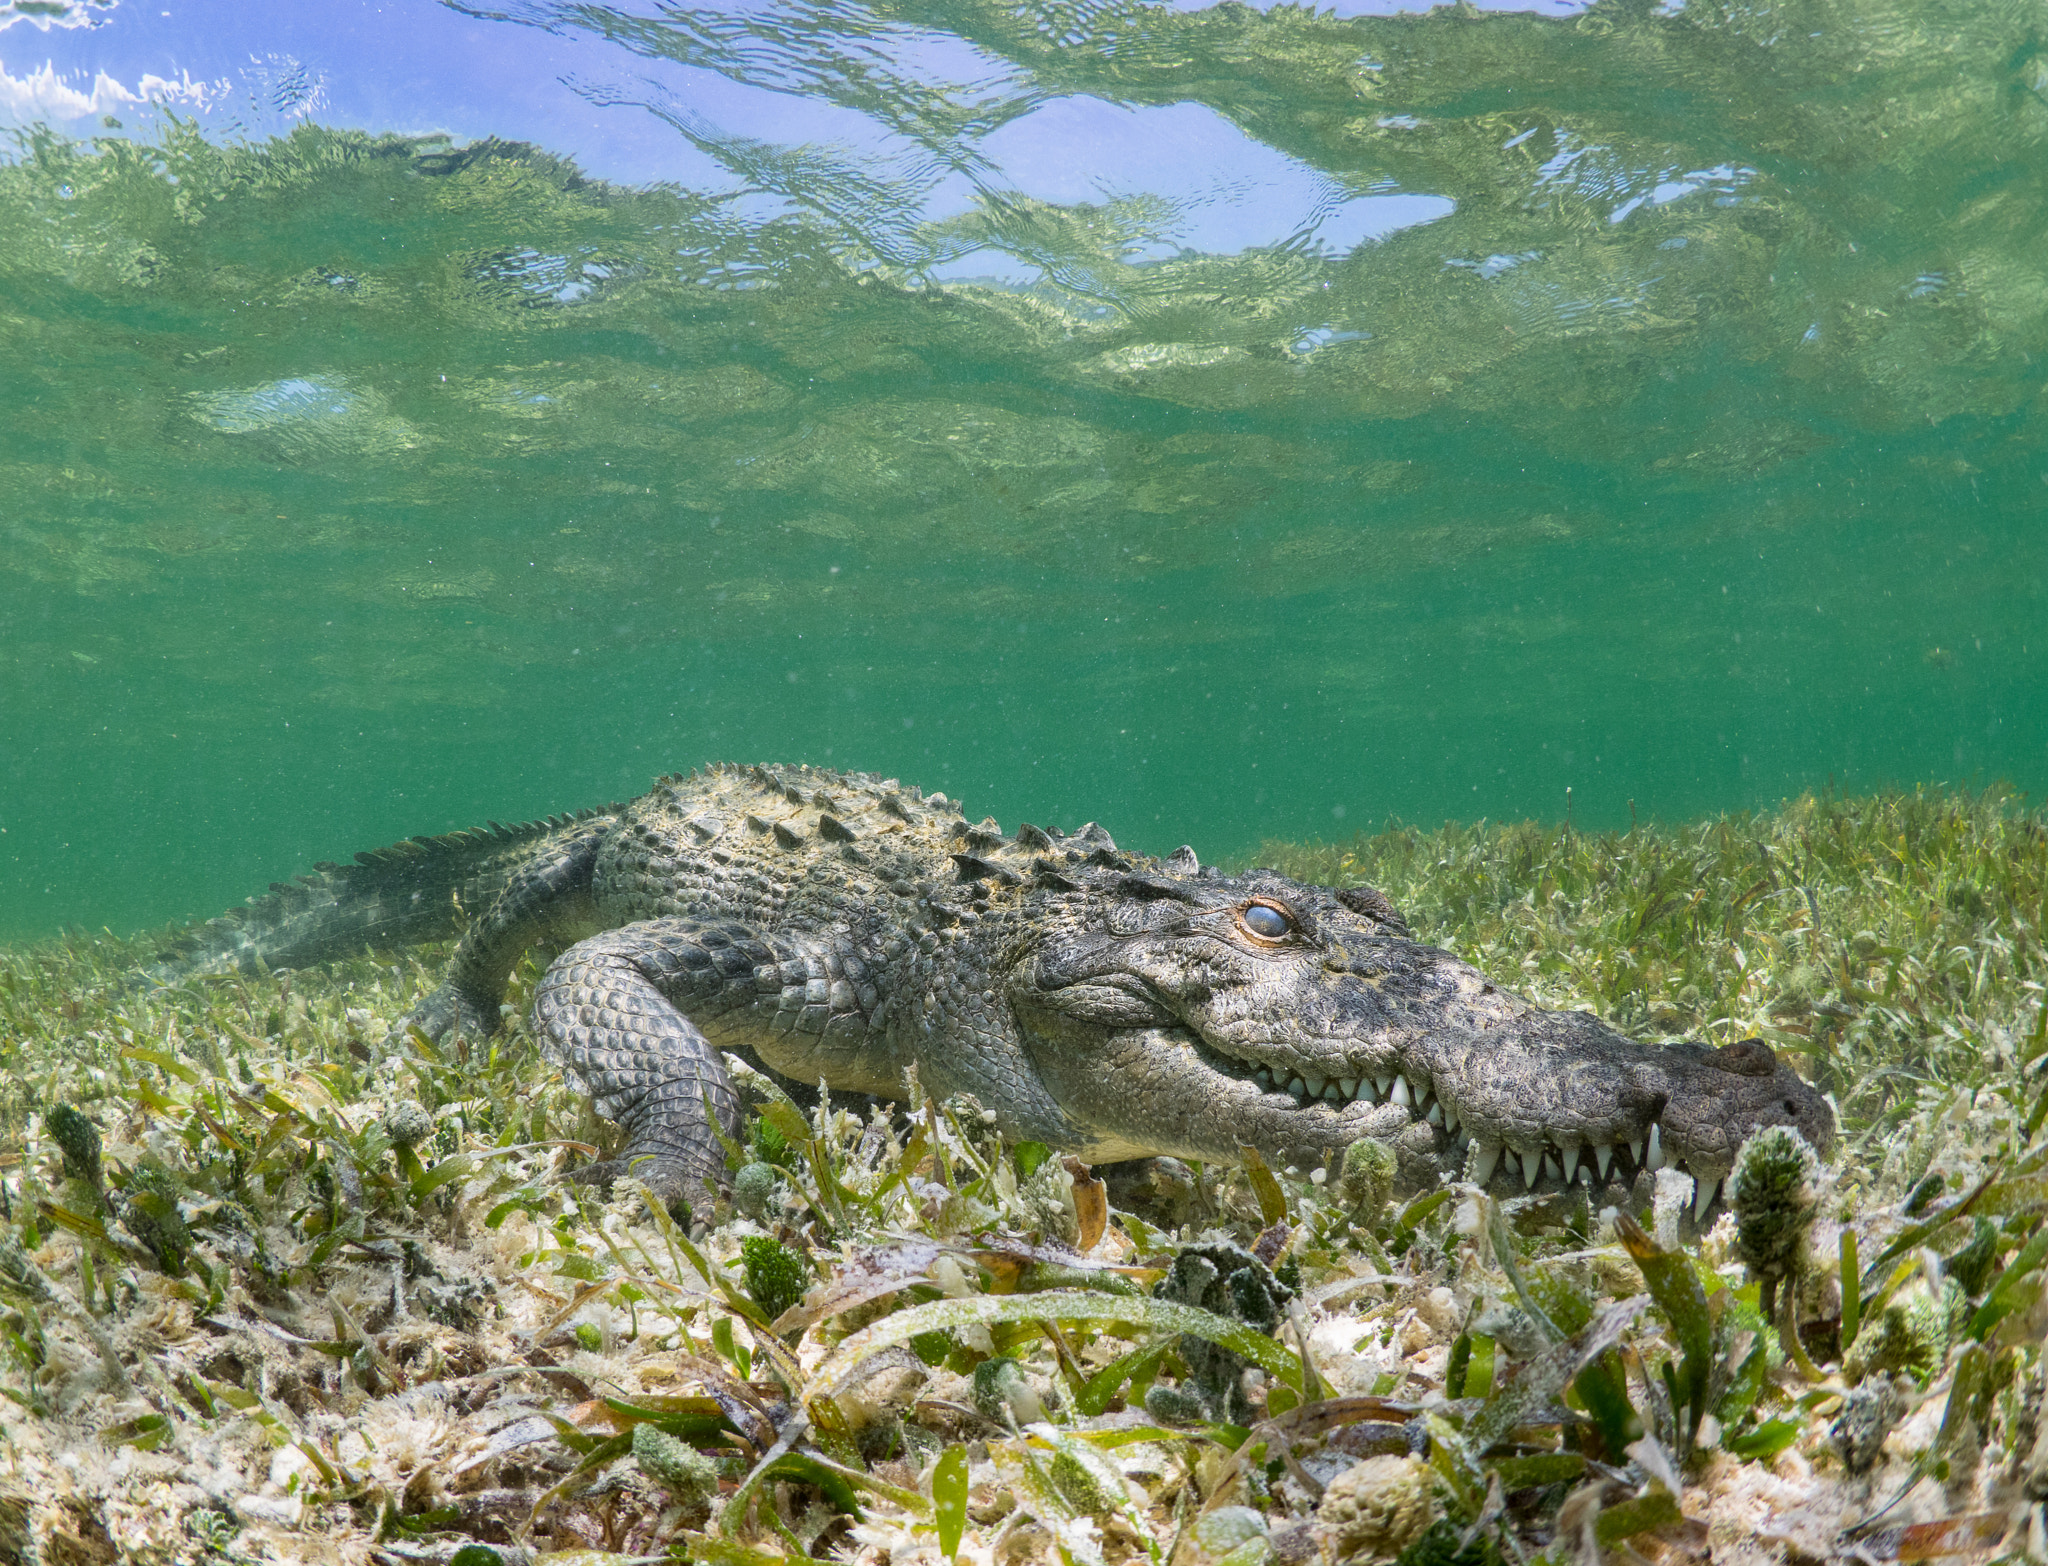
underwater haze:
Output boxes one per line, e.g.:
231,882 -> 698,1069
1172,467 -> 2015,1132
0,0 -> 2043,942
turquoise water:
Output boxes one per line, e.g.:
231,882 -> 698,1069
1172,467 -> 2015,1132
1,0 -> 2043,942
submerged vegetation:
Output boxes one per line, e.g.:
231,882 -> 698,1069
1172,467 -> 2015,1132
0,784 -> 2043,1563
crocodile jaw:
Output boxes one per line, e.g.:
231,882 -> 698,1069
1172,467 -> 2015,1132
1028,1024 -> 1421,1168
1021,1011 -> 1834,1209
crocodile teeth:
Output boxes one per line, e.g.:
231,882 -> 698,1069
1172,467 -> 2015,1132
1256,1068 -> 1273,1088
1339,1077 -> 1359,1100
1694,1176 -> 1720,1222
1646,1124 -> 1666,1173
1426,1101 -> 1444,1126
1595,1143 -> 1613,1181
1520,1148 -> 1542,1189
1304,1074 -> 1327,1099
1628,1137 -> 1644,1166
1391,1076 -> 1412,1108
1323,1082 -> 1344,1103
1472,1143 -> 1502,1186
1375,1076 -> 1393,1098
1442,1100 -> 1461,1135
1561,1145 -> 1581,1183
1287,1077 -> 1307,1098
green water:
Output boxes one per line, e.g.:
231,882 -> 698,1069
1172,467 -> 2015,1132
3,0 -> 2044,943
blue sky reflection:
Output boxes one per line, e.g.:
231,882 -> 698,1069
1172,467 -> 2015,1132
0,0 -> 1459,266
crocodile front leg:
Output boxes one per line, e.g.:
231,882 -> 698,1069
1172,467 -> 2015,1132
535,913 -> 1089,1206
531,919 -> 775,1209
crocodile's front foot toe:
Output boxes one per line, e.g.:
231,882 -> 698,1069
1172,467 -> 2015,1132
1099,1157 -> 1199,1229
569,1153 -> 719,1222
388,983 -> 491,1050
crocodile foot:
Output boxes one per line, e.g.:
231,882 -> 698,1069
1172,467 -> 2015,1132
390,982 -> 494,1047
568,1152 -> 719,1223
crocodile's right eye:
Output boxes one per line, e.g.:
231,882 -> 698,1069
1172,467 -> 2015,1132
1240,901 -> 1294,940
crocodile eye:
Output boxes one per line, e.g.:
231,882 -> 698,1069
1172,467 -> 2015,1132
1240,901 -> 1294,940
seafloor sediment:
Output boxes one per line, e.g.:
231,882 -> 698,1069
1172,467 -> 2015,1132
0,784 -> 2041,1565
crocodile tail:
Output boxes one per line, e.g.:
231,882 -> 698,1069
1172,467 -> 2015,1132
144,807 -> 619,985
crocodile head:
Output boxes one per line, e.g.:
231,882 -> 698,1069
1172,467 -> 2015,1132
1008,861 -> 1833,1210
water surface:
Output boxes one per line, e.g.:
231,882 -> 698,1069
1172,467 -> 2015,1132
1,0 -> 2042,940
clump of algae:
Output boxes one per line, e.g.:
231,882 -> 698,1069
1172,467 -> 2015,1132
0,783 -> 2040,1562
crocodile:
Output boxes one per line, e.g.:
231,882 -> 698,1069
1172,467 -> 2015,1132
152,762 -> 1833,1217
